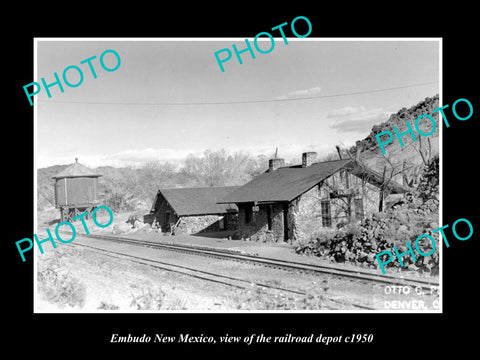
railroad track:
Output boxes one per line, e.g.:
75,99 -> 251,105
64,231 -> 439,292
65,240 -> 373,310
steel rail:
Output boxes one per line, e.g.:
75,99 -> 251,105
71,232 -> 439,291
65,240 -> 373,310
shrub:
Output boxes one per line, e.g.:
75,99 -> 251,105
98,302 -> 120,310
130,287 -> 166,310
38,268 -> 86,308
37,252 -> 86,308
234,280 -> 331,310
295,205 -> 439,274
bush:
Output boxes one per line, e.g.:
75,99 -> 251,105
98,302 -> 119,310
37,254 -> 86,308
234,285 -> 329,310
130,287 -> 166,310
295,206 -> 439,274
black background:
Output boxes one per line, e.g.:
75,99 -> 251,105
5,3 -> 478,355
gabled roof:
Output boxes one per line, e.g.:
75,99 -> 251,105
218,159 -> 407,204
52,160 -> 102,179
158,186 -> 239,216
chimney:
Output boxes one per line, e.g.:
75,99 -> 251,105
302,152 -> 317,167
269,158 -> 285,172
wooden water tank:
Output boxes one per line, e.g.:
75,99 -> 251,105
52,158 -> 102,221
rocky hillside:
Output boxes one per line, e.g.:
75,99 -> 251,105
350,94 -> 439,154
37,164 -> 68,210
295,155 -> 440,274
349,94 -> 439,188
295,95 -> 441,274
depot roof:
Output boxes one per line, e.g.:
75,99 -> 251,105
218,159 -> 408,204
156,186 -> 239,216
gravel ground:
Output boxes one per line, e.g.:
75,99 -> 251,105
36,244 -> 244,312
35,210 -> 440,312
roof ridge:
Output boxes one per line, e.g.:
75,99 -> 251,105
159,185 -> 240,191
156,185 -> 239,216
218,158 -> 374,204
280,158 -> 352,169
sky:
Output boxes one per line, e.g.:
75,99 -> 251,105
35,38 -> 440,168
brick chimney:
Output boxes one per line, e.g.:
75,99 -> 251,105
302,152 -> 317,167
269,158 -> 285,172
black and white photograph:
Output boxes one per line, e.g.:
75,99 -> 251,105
33,38 -> 441,313
6,6 -> 478,354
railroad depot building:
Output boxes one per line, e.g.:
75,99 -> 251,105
147,186 -> 239,234
218,152 -> 407,243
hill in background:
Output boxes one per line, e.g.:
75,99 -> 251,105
37,94 -> 439,214
37,152 -> 269,212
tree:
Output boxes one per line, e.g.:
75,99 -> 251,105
416,155 -> 439,206
137,161 -> 178,202
99,167 -> 140,212
181,149 -> 261,187
248,154 -> 269,177
344,144 -> 414,212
